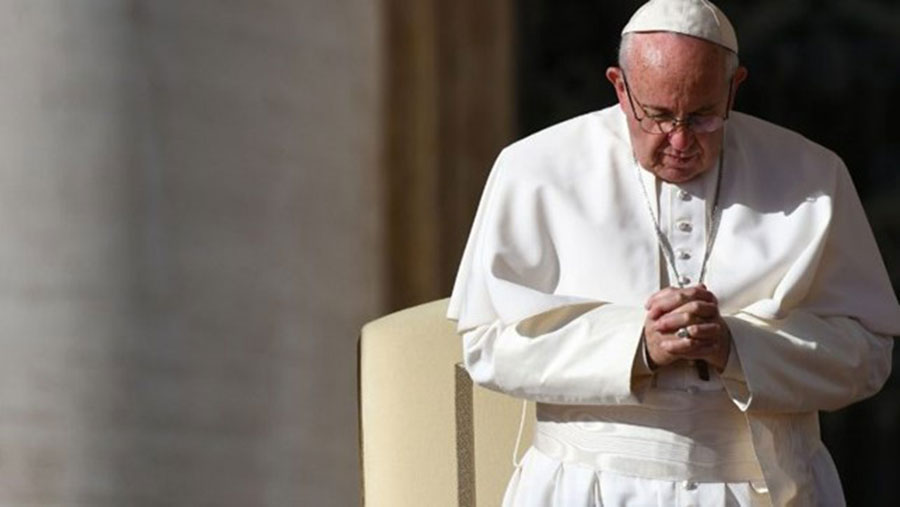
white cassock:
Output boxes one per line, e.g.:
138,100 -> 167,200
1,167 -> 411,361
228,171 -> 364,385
447,105 -> 900,506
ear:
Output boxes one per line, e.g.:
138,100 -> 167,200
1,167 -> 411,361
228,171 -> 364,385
728,66 -> 748,110
606,67 -> 628,105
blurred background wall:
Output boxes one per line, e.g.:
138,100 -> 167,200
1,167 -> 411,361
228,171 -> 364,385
0,0 -> 896,506
0,0 -> 381,505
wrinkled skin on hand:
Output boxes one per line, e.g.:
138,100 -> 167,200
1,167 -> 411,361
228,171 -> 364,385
643,284 -> 731,371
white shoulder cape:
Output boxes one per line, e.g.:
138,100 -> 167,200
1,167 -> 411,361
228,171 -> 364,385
448,106 -> 900,337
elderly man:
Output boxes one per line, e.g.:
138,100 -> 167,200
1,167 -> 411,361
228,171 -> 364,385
447,0 -> 900,505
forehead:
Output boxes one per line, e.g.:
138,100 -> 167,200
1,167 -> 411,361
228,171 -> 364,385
627,33 -> 729,110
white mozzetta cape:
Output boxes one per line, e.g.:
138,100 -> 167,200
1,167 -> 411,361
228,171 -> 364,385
448,106 -> 900,506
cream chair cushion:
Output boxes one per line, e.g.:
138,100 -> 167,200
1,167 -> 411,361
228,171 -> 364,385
359,299 -> 534,507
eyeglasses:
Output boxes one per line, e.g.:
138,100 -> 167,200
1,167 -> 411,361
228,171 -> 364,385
621,72 -> 733,135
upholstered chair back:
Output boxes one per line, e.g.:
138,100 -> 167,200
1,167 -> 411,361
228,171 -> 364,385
358,299 -> 534,507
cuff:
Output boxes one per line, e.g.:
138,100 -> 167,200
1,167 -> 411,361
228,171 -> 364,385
720,316 -> 752,411
636,332 -> 655,373
631,329 -> 655,396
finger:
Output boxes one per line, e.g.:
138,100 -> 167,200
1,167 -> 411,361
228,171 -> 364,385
645,287 -> 679,310
659,302 -> 719,328
661,336 -> 722,357
647,287 -> 717,317
654,326 -> 718,345
657,322 -> 723,347
644,285 -> 713,309
646,290 -> 689,319
682,322 -> 723,341
654,304 -> 719,333
682,285 -> 718,304
659,336 -> 700,355
671,300 -> 719,318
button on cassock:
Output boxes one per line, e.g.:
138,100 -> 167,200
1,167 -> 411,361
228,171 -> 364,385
677,221 -> 693,233
678,189 -> 692,201
676,249 -> 691,260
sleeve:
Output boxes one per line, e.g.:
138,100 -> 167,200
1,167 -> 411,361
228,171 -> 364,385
718,158 -> 899,414
719,312 -> 893,413
462,302 -> 654,405
448,148 -> 597,331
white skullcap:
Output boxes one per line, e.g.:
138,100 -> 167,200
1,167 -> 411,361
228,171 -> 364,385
622,0 -> 738,54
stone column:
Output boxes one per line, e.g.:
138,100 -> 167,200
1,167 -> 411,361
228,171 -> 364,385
0,1 -> 382,505
382,0 -> 515,311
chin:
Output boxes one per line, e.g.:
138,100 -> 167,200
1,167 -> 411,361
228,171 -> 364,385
655,165 -> 704,183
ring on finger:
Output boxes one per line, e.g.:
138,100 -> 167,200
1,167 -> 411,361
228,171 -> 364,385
676,327 -> 691,339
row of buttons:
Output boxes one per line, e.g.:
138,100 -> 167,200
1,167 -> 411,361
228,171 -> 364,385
676,209 -> 693,286
674,188 -> 697,287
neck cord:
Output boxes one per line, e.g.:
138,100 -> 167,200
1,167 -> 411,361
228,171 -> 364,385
634,130 -> 726,380
634,144 -> 724,290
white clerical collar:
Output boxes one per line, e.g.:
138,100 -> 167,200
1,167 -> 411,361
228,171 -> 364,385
634,158 -> 721,219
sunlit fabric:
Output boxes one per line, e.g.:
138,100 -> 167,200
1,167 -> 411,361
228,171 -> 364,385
448,105 -> 900,506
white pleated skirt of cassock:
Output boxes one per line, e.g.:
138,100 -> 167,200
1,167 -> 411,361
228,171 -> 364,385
501,366 -> 775,507
502,446 -> 770,507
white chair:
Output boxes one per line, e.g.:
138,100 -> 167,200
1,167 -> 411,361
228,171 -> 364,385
358,299 -> 534,506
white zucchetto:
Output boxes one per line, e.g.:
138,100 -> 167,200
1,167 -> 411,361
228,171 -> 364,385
622,0 -> 739,54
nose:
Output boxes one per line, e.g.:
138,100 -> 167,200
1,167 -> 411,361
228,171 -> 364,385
667,125 -> 695,151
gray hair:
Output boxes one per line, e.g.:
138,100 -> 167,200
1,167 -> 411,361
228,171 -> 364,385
618,33 -> 739,79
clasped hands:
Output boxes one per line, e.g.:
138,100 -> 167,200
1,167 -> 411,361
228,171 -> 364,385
643,284 -> 731,371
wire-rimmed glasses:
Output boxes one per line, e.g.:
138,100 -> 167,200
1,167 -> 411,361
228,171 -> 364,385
621,72 -> 734,135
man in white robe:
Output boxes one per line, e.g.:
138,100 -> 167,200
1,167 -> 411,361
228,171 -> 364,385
447,0 -> 900,505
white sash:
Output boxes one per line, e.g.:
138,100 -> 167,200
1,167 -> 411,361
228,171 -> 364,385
531,388 -> 764,483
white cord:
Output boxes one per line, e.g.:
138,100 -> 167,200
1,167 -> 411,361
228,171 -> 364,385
511,400 -> 529,467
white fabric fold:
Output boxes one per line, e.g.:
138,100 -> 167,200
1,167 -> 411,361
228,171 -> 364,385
502,448 -> 773,507
532,393 -> 764,483
449,106 -> 900,336
463,304 -> 647,405
448,105 -> 900,505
